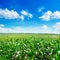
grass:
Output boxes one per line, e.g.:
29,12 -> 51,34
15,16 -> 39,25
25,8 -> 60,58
0,33 -> 60,60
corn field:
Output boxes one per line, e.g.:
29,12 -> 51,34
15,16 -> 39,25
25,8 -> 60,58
0,34 -> 60,60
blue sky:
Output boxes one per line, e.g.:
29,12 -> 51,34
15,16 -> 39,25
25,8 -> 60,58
0,0 -> 60,33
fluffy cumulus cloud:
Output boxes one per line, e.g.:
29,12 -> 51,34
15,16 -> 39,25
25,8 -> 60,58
0,26 -> 40,33
52,11 -> 60,19
0,24 -> 53,33
53,22 -> 60,33
0,25 -> 24,33
41,23 -> 60,34
41,25 -> 51,33
0,8 -> 33,20
39,10 -> 60,21
38,7 -> 44,12
21,10 -> 33,18
0,24 -> 4,27
19,15 -> 24,21
41,22 -> 60,34
0,22 -> 60,34
39,11 -> 52,21
0,8 -> 20,19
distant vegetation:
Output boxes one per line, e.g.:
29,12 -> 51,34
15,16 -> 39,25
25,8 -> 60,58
0,33 -> 60,60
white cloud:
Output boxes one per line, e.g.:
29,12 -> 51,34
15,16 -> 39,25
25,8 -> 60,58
41,25 -> 48,30
0,26 -> 24,33
0,24 -> 4,27
52,11 -> 60,19
19,15 -> 24,21
39,11 -> 52,21
40,24 -> 60,34
0,26 -> 39,33
0,25 -> 51,33
21,10 -> 28,15
0,23 -> 60,34
41,25 -> 51,33
21,10 -> 33,18
53,22 -> 60,34
0,8 -> 33,20
38,7 -> 44,12
39,10 -> 60,21
0,8 -> 20,19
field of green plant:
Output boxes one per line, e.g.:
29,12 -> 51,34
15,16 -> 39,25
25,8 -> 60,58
0,33 -> 60,60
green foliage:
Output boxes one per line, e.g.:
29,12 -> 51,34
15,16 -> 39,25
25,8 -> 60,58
0,34 -> 60,60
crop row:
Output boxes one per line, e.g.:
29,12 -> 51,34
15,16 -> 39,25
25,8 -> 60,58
0,36 -> 60,60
